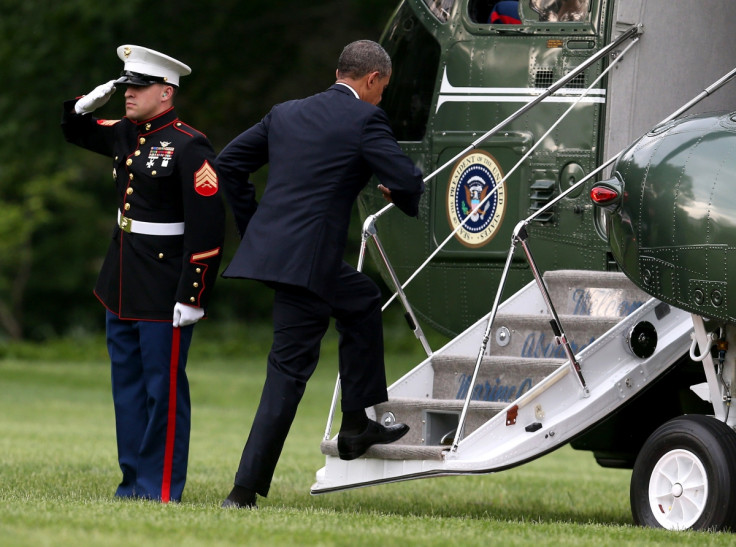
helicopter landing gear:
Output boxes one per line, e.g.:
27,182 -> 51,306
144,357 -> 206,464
630,414 -> 736,531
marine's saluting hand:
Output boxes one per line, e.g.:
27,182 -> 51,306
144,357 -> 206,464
74,79 -> 118,115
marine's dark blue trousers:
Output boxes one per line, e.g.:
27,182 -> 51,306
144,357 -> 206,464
106,311 -> 194,502
233,263 -> 388,496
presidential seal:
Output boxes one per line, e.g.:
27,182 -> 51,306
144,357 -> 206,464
446,150 -> 506,248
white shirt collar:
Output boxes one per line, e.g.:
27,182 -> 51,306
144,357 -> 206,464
335,82 -> 359,99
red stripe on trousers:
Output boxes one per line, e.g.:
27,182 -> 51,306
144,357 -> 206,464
161,326 -> 181,503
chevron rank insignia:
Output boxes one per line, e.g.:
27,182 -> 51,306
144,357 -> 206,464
194,160 -> 218,197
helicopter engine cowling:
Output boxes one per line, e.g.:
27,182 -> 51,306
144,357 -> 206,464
591,110 -> 736,323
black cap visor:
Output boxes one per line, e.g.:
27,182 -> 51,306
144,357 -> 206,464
115,70 -> 173,87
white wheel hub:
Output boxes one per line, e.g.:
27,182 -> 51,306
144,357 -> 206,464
648,448 -> 708,530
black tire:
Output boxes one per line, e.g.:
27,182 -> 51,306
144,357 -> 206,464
630,414 -> 736,531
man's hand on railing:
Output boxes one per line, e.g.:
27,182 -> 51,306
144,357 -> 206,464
377,183 -> 423,217
377,184 -> 393,204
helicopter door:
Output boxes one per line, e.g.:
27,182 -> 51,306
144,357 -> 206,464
429,36 -> 536,265
429,0 -> 605,269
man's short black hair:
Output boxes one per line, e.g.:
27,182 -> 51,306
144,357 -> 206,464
337,40 -> 392,80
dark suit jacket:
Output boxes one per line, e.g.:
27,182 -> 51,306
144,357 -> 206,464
217,84 -> 424,303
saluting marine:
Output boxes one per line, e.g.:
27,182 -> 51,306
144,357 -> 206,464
61,45 -> 225,503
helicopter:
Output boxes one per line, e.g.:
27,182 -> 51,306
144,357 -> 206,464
358,0 -> 736,338
309,0 -> 736,533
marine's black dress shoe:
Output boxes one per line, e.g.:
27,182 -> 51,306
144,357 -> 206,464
337,419 -> 410,460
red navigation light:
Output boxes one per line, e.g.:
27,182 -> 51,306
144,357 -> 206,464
590,186 -> 619,204
590,177 -> 624,213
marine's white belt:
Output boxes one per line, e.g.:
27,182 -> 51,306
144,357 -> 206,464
117,210 -> 185,236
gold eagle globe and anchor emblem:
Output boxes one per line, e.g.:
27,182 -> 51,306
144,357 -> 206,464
446,150 -> 506,248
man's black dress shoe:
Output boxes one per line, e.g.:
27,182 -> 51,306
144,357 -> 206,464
221,497 -> 256,509
337,420 -> 410,460
221,485 -> 257,509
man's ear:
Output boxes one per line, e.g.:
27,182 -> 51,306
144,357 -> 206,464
366,71 -> 380,87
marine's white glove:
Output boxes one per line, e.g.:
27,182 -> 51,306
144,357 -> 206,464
74,79 -> 118,114
173,303 -> 205,327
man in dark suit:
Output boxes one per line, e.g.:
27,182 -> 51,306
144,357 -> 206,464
217,40 -> 425,508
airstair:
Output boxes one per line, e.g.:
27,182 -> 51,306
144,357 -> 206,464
312,269 -> 693,493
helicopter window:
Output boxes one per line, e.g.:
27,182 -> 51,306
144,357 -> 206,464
469,1 -> 521,24
423,0 -> 456,22
380,7 -> 440,141
529,0 -> 590,22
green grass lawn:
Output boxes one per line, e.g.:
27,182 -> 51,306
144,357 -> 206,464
1,325 -> 733,546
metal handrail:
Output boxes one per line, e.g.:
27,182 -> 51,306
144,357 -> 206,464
380,27 -> 643,311
364,24 -> 643,227
361,215 -> 433,356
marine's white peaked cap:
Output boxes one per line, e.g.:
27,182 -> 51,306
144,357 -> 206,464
116,45 -> 191,87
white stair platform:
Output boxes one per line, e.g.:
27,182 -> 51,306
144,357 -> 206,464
312,271 -> 693,494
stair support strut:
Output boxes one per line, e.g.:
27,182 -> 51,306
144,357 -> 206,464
450,222 -> 590,452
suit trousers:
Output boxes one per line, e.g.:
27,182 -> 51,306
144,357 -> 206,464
234,262 -> 388,496
106,311 -> 194,502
